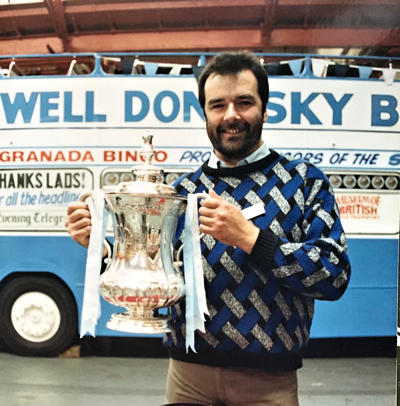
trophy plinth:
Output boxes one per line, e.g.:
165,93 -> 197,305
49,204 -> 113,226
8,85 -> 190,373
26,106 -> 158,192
99,136 -> 186,333
106,311 -> 171,334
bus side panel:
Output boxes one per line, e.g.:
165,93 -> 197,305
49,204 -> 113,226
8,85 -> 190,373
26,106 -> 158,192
0,235 -> 162,338
1,235 -> 396,339
0,235 -> 87,305
311,237 -> 398,338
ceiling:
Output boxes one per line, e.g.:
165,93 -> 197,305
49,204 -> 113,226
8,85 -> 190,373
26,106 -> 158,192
0,0 -> 399,59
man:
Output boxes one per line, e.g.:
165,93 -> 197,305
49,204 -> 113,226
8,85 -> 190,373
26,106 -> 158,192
66,51 -> 351,406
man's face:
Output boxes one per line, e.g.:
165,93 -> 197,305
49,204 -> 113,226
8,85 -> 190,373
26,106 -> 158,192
203,69 -> 267,166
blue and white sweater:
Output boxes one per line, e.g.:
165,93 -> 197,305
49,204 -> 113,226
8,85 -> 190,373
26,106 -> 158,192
165,150 -> 351,372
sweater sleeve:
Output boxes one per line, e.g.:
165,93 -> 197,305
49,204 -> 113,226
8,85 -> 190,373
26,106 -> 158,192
249,173 -> 351,301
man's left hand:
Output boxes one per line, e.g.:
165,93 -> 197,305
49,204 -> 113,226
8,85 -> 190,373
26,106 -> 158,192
198,189 -> 260,254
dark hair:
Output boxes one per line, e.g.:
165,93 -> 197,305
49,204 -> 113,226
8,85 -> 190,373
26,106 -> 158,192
198,51 -> 269,114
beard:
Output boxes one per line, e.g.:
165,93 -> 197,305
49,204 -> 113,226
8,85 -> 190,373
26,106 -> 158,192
206,115 -> 264,161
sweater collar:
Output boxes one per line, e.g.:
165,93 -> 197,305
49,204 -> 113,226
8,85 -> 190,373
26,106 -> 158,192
202,149 -> 281,179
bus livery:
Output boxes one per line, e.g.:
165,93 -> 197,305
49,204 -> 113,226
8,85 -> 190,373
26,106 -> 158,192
0,52 -> 398,355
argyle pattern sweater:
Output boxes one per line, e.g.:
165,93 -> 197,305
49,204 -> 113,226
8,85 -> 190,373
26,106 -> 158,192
165,149 -> 351,372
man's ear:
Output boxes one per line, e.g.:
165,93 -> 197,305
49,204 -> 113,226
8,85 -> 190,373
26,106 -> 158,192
263,110 -> 268,123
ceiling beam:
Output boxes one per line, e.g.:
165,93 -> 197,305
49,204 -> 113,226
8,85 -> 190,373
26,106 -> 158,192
67,28 -> 400,51
261,0 -> 278,45
69,29 -> 262,52
0,27 -> 398,55
278,0 -> 397,5
271,28 -> 400,48
0,37 -> 63,55
0,0 -> 393,18
0,0 -> 265,17
64,0 -> 266,13
0,5 -> 48,18
62,0 -> 400,13
44,0 -> 70,51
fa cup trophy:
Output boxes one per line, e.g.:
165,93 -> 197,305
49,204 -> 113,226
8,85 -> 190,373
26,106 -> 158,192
90,135 -> 187,334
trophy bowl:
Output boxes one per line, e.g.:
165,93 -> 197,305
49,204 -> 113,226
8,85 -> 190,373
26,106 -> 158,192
98,136 -> 186,334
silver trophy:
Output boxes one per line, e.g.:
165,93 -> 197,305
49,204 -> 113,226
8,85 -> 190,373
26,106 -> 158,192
98,136 -> 187,334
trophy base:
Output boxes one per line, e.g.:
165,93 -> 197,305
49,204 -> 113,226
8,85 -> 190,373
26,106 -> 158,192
106,311 -> 171,334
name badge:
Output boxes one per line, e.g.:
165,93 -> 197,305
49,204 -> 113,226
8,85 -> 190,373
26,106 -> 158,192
241,202 -> 265,220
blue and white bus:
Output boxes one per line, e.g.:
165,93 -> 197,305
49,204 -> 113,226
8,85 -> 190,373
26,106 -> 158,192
0,52 -> 398,355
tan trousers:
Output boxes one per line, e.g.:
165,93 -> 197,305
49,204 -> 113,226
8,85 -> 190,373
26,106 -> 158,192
166,358 -> 299,406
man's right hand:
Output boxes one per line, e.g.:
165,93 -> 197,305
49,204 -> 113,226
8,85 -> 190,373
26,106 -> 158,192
65,201 -> 92,248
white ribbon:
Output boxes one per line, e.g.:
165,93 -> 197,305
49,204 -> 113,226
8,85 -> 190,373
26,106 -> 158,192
182,196 -> 266,352
382,64 -> 396,85
80,189 -> 109,337
311,58 -> 329,77
183,193 -> 209,353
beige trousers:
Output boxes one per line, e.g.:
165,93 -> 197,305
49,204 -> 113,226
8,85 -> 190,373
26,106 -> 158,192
166,358 -> 299,406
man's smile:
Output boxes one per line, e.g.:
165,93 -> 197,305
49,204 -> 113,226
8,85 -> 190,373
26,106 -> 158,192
218,123 -> 247,138
222,128 -> 242,135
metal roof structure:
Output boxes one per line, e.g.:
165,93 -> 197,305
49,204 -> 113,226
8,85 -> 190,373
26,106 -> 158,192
0,0 -> 399,58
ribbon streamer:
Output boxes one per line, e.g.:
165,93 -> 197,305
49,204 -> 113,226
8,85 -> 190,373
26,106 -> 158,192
182,195 -> 266,352
80,189 -> 109,337
382,64 -> 396,85
183,193 -> 209,353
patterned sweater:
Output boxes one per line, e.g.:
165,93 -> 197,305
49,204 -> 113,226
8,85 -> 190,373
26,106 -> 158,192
165,149 -> 351,372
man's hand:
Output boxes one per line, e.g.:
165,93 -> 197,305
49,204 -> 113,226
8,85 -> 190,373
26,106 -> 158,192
198,189 -> 259,254
65,201 -> 92,249
65,201 -> 109,258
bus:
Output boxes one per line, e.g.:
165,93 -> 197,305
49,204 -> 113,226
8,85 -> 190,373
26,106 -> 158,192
0,52 -> 398,356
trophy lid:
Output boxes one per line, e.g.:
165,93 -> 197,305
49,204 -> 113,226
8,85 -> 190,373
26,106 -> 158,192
110,135 -> 179,196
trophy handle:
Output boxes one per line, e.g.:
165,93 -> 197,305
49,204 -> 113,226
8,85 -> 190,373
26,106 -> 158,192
78,191 -> 92,202
174,244 -> 184,270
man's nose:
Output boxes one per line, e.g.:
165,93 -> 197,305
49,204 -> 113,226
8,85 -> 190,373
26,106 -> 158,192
223,103 -> 240,122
